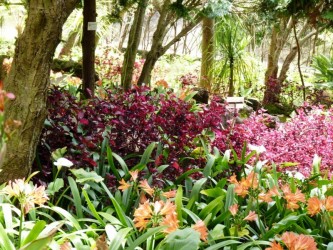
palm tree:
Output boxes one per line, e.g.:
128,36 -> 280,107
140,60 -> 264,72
214,15 -> 251,96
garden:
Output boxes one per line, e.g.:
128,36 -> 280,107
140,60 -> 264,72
1,0 -> 333,249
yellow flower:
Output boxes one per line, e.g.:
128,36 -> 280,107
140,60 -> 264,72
118,179 -> 131,191
229,204 -> 239,216
243,211 -> 258,222
2,179 -> 48,214
192,220 -> 208,242
139,180 -> 154,197
307,197 -> 322,216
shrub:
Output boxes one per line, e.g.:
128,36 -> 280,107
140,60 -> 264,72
239,106 -> 333,177
36,86 -> 245,184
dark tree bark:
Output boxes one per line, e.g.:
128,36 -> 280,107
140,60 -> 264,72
121,0 -> 148,91
1,0 -> 78,183
81,0 -> 97,98
200,17 -> 214,92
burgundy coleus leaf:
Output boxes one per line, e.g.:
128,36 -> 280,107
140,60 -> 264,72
79,118 -> 89,125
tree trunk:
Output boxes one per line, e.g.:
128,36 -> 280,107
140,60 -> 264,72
138,9 -> 202,86
81,0 -> 97,98
118,14 -> 131,51
263,17 -> 293,105
228,57 -> 234,96
59,30 -> 79,57
121,0 -> 148,91
137,4 -> 170,86
278,28 -> 319,83
264,17 -> 294,84
200,17 -> 214,92
1,0 -> 78,183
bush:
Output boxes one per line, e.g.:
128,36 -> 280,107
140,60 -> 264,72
239,105 -> 333,177
36,86 -> 245,184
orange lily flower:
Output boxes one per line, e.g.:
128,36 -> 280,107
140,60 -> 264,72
259,191 -> 273,203
325,196 -> 333,212
139,180 -> 154,196
192,220 -> 208,242
229,204 -> 239,216
118,179 -> 131,191
244,211 -> 258,221
265,241 -> 283,250
162,190 -> 176,199
229,174 -> 238,184
235,183 -> 249,198
307,197 -> 322,216
129,170 -> 139,181
160,212 -> 179,234
133,200 -> 153,231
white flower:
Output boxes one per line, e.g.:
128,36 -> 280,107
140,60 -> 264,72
53,157 -> 73,168
294,172 -> 305,181
248,144 -> 266,154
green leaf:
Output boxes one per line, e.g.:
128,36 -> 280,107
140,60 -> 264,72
199,196 -> 223,219
112,152 -> 130,176
200,187 -> 225,198
186,178 -> 207,212
139,142 -> 156,165
100,182 -> 132,228
182,208 -> 201,223
22,220 -> 46,246
0,223 -> 15,250
19,235 -> 54,250
68,176 -> 83,219
160,228 -> 200,250
82,189 -> 106,226
175,169 -> 202,184
203,154 -> 216,177
47,206 -> 81,230
263,214 -> 304,239
126,226 -> 165,250
106,225 -> 131,250
46,178 -> 64,196
70,169 -> 104,183
205,240 -> 241,250
176,185 -> 183,226
224,184 -> 235,212
327,242 -> 333,250
236,240 -> 272,250
106,146 -> 121,180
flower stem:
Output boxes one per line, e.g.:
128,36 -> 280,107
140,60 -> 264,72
18,206 -> 24,247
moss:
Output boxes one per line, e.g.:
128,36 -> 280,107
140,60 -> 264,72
263,102 -> 294,116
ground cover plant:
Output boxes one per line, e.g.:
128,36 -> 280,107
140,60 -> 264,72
240,105 -> 333,178
0,145 -> 332,249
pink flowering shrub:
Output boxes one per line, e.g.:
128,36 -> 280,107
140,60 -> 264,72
239,106 -> 333,177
